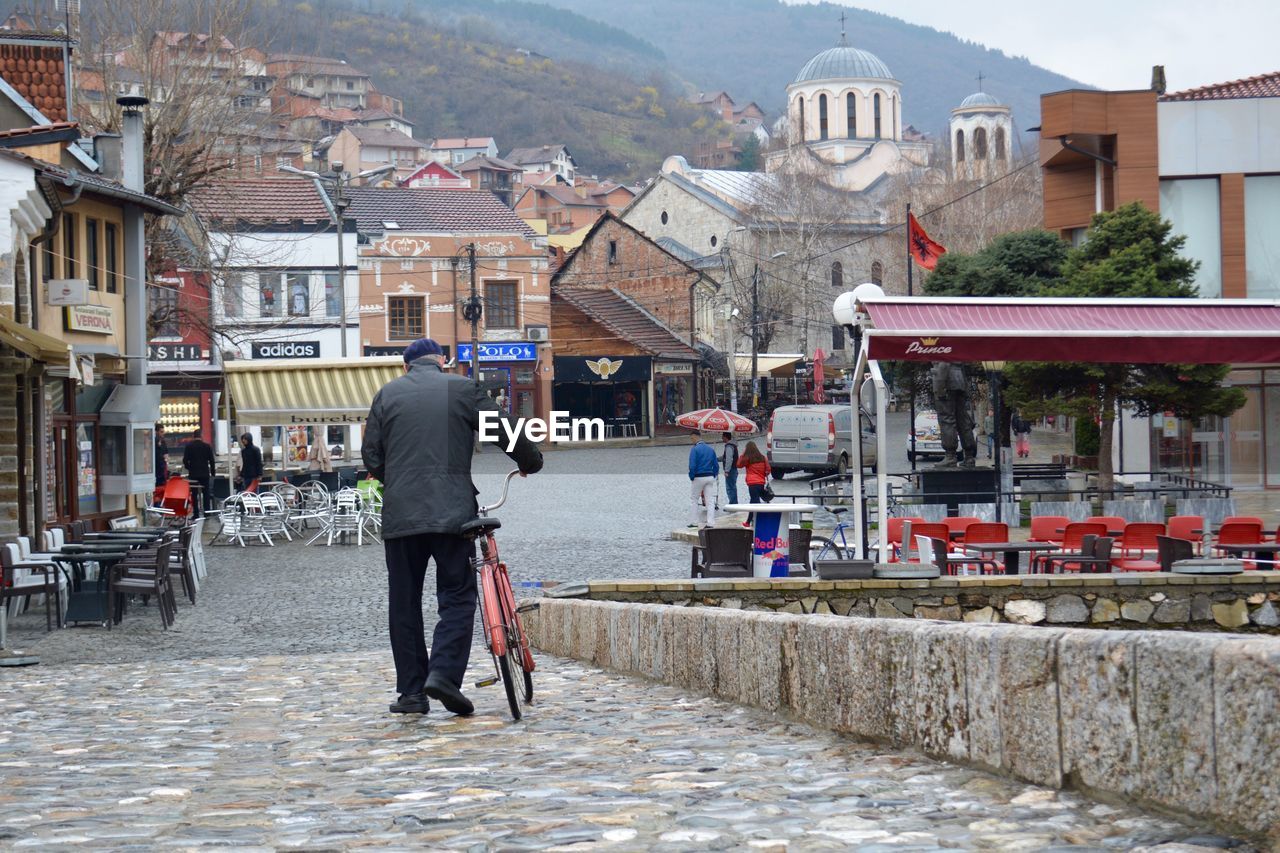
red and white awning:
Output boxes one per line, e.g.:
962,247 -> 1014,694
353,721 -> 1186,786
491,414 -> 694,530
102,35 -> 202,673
860,297 -> 1280,364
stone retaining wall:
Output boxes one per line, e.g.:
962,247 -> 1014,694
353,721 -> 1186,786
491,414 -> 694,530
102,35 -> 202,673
556,573 -> 1280,633
524,598 -> 1280,842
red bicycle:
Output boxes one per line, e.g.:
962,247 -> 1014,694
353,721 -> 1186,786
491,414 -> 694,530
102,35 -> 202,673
461,469 -> 534,720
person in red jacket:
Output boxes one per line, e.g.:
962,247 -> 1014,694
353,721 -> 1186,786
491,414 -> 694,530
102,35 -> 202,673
736,440 -> 771,528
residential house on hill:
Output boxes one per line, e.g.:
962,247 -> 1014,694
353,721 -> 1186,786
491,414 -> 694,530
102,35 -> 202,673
323,125 -> 428,179
268,54 -> 371,113
355,108 -> 414,137
506,144 -> 577,183
430,136 -> 499,167
401,160 -> 471,189
344,187 -> 553,422
515,184 -> 608,234
456,154 -> 524,208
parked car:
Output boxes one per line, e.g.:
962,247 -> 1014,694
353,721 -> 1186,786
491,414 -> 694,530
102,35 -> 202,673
767,404 -> 877,476
909,409 -> 944,462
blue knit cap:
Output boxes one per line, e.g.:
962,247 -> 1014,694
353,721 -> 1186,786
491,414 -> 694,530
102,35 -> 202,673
403,338 -> 444,363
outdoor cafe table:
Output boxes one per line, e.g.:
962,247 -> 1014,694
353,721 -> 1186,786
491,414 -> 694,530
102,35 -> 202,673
723,503 -> 820,577
1215,542 -> 1280,564
962,542 -> 1059,575
52,549 -> 129,625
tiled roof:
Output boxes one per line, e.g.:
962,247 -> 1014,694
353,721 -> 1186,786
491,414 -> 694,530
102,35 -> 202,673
1161,71 -> 1280,101
432,136 -> 494,149
530,184 -> 609,208
156,31 -> 236,51
344,125 -> 427,150
0,42 -> 67,120
267,53 -> 369,77
0,119 -> 76,141
506,144 -> 570,165
358,108 -> 410,124
554,286 -> 698,360
346,187 -> 538,235
189,178 -> 332,227
456,154 -> 522,173
0,149 -> 183,215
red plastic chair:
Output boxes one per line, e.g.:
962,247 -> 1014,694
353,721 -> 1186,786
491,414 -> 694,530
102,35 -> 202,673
886,516 -> 924,562
1029,515 -> 1069,545
905,522 -> 950,562
1112,522 -> 1166,571
1033,522 -> 1107,573
160,476 -> 192,518
1086,516 -> 1126,533
1221,516 -> 1264,527
944,516 -> 981,539
960,522 -> 1009,573
1212,521 -> 1264,569
1167,515 -> 1205,554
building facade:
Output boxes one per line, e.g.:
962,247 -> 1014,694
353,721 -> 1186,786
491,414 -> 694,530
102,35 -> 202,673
1040,70 -> 1280,488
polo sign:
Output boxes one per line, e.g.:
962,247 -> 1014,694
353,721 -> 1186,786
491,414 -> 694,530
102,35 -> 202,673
251,340 -> 320,359
65,304 -> 115,334
457,342 -> 537,362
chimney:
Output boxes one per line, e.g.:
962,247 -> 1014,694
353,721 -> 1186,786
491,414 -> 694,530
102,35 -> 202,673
94,132 -> 123,181
1151,65 -> 1167,95
117,95 -> 148,191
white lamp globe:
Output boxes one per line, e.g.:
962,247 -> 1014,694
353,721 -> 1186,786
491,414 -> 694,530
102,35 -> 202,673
832,291 -> 859,326
851,282 -> 885,305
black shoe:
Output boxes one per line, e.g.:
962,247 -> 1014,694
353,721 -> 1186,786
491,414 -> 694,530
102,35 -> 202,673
389,692 -> 430,714
424,674 -> 474,716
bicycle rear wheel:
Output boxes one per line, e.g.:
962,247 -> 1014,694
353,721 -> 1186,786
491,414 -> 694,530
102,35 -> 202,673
810,535 -> 843,562
497,641 -> 522,721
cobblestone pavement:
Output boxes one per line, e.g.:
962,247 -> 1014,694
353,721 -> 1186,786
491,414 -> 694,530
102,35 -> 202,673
0,651 -> 1248,851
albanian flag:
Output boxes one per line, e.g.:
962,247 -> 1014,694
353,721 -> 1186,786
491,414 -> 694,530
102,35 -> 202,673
907,211 -> 946,270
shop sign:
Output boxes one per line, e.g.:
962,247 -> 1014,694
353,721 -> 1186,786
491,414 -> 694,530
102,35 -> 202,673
251,340 -> 320,359
1162,413 -> 1179,438
655,362 -> 693,375
364,345 -> 406,357
553,355 -> 652,384
47,278 -> 88,306
148,343 -> 205,361
457,342 -> 537,363
65,304 -> 115,334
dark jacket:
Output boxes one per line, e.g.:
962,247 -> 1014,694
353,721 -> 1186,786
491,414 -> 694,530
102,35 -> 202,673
183,439 -> 216,479
239,443 -> 263,482
721,441 -> 739,474
155,436 -> 169,486
361,359 -> 543,539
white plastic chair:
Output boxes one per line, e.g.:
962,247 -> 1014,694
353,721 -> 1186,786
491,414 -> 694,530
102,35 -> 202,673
326,489 -> 363,546
258,492 -> 293,542
187,516 -> 208,580
3,543 -> 63,628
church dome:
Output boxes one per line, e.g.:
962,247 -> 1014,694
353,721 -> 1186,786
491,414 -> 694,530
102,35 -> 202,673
959,91 -> 1002,108
793,46 -> 893,84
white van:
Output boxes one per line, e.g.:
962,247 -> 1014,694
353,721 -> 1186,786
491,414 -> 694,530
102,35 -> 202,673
767,404 -> 877,476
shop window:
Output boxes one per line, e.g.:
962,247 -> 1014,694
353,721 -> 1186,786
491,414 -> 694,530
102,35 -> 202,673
105,222 -> 119,293
260,274 -> 280,317
223,272 -> 245,318
387,295 -> 425,339
86,218 -> 100,291
484,281 -> 518,330
1162,178 -> 1222,298
325,272 -> 341,317
63,213 -> 78,282
151,285 -> 180,338
287,272 -> 310,316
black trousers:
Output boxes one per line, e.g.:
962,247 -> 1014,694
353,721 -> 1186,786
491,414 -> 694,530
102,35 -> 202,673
192,476 -> 213,513
384,532 -> 476,696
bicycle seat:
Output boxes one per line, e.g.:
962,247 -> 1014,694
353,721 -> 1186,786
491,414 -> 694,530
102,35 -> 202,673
829,507 -> 848,514
460,516 -> 501,537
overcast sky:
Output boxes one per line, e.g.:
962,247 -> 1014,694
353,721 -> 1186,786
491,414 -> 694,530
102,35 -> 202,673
788,0 -> 1280,91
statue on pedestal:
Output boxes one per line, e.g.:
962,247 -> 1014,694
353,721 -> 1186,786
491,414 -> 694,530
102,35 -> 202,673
930,362 -> 976,468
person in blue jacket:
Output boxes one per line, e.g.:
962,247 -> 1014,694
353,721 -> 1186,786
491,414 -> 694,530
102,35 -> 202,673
688,430 -> 720,528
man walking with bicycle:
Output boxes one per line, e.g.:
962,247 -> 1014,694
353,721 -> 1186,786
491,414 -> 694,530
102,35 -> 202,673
362,338 -> 543,717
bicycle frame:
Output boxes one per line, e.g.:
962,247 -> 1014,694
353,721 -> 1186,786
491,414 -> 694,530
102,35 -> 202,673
473,471 -> 536,673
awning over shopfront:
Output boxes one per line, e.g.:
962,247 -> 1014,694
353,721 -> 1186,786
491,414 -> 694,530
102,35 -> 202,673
861,297 -> 1280,364
224,357 -> 403,425
0,314 -> 71,364
733,354 -> 802,376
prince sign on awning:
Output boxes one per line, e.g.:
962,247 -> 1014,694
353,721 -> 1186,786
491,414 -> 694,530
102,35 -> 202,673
861,297 -> 1280,364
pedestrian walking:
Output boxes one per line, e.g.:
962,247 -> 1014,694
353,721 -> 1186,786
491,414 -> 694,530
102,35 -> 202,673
1013,413 -> 1033,458
362,338 -> 543,717
237,433 -> 263,493
182,429 -> 217,513
736,440 -> 771,528
154,424 -> 169,488
307,442 -> 333,473
687,430 -> 719,528
720,432 -> 740,508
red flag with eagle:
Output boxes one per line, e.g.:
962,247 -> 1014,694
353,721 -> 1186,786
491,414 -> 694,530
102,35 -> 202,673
907,211 -> 946,270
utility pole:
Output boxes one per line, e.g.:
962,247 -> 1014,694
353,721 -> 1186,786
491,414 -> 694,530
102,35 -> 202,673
906,201 -> 917,471
333,165 -> 348,358
750,263 -> 760,409
461,242 -> 482,385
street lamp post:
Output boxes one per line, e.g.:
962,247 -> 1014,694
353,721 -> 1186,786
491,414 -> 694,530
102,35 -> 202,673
981,361 -> 1007,522
280,162 -> 395,358
833,282 -> 885,559
749,250 -> 787,409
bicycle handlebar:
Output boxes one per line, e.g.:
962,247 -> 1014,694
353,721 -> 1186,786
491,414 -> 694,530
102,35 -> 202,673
479,469 -> 521,515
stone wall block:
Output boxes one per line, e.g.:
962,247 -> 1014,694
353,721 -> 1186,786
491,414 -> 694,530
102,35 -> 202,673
789,616 -> 841,729
690,609 -> 722,694
836,618 -> 919,745
741,611 -> 786,712
711,605 -> 742,702
994,625 -> 1065,788
964,626 -> 1003,771
913,622 -> 970,762
1058,631 -> 1140,797
522,602 -> 543,650
636,605 -> 666,681
1212,638 -> 1280,836
1133,632 -> 1217,816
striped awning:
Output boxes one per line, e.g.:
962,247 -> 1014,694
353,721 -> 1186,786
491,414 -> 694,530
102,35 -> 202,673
224,357 -> 403,425
0,314 -> 71,364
